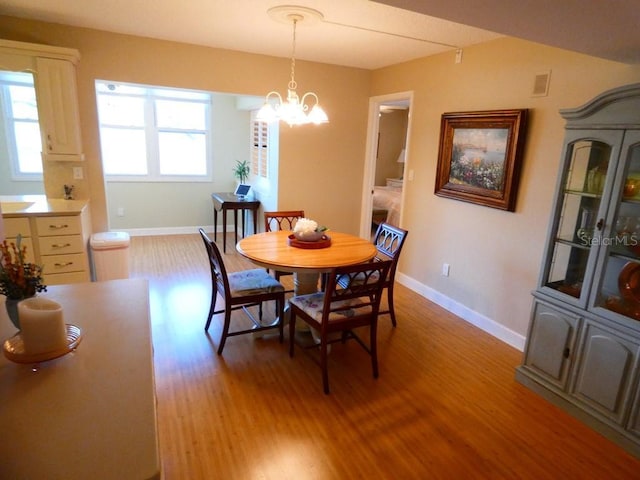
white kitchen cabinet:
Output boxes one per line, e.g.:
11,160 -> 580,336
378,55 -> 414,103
0,39 -> 83,162
35,57 -> 84,161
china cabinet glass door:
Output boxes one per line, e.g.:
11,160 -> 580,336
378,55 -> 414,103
543,131 -> 622,301
594,132 -> 640,320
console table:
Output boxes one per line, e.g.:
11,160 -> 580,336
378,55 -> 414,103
211,192 -> 260,253
0,279 -> 161,480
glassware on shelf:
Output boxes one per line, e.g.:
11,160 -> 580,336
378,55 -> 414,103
585,164 -> 606,194
626,218 -> 640,256
615,216 -> 632,238
576,207 -> 595,243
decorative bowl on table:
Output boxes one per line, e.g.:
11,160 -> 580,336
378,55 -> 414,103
292,218 -> 328,242
293,230 -> 326,242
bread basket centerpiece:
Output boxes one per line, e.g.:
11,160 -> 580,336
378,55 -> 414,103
289,218 -> 330,249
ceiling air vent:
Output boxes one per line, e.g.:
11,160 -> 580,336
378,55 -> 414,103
532,70 -> 551,97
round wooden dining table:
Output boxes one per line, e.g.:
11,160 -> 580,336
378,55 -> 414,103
236,230 -> 376,296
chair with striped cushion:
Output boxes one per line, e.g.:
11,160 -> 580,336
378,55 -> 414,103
289,259 -> 392,394
199,228 -> 285,355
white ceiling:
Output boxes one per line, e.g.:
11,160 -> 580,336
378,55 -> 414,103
379,0 -> 640,65
0,0 -> 638,69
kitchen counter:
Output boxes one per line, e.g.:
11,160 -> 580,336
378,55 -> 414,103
0,279 -> 161,479
0,194 -> 88,217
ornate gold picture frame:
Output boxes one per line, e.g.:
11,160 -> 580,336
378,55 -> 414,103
434,109 -> 528,211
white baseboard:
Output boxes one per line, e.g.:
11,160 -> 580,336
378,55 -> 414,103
396,272 -> 526,352
113,225 -> 228,237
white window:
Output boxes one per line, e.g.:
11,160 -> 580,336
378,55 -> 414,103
0,72 -> 42,180
251,114 -> 269,178
95,81 -> 212,182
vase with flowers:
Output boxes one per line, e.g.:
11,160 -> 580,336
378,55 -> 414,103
293,218 -> 328,242
1,235 -> 47,329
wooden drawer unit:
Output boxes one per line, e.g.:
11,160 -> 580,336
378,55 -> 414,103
41,253 -> 86,275
35,215 -> 82,236
34,212 -> 90,285
4,217 -> 31,238
3,205 -> 91,286
38,235 -> 84,255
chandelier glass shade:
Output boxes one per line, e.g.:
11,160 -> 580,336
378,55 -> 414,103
256,14 -> 328,127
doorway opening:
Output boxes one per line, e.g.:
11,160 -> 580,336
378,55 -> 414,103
359,92 -> 413,238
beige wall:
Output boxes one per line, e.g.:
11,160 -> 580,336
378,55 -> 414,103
5,15 -> 640,341
0,16 -> 371,235
371,37 -> 640,338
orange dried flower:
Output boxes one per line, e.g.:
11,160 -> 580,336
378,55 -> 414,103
0,235 -> 47,300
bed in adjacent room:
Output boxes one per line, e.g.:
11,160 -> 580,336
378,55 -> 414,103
372,185 -> 402,227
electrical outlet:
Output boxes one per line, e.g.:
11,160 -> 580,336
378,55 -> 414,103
73,167 -> 83,180
117,207 -> 125,217
442,263 -> 450,277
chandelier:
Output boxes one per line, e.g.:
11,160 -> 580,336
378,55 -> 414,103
256,7 -> 329,127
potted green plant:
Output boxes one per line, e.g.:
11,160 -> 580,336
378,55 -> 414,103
233,160 -> 250,184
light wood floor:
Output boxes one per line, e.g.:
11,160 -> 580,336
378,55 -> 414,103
130,234 -> 640,479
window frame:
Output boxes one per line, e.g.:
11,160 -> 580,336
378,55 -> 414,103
0,72 -> 43,181
95,80 -> 213,183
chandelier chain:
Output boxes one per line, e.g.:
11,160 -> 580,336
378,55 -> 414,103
256,9 -> 328,126
289,17 -> 298,90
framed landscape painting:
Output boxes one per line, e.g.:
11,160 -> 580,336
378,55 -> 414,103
434,109 -> 528,211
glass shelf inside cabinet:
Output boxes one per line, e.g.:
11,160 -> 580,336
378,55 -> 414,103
544,140 -> 611,298
598,143 -> 640,321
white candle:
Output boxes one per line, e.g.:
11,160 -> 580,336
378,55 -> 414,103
18,297 -> 68,355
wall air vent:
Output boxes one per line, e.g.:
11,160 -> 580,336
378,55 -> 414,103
532,70 -> 551,97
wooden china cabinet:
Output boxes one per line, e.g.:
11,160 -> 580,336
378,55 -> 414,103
516,83 -> 640,458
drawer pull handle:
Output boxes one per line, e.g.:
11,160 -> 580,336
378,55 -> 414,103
54,262 -> 74,268
51,243 -> 72,248
49,224 -> 69,230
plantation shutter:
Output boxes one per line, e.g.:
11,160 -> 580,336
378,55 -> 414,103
251,116 -> 269,178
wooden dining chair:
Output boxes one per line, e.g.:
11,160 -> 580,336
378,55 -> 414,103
264,210 -> 305,291
339,222 -> 408,327
264,210 -> 305,233
289,259 -> 393,394
198,228 -> 285,355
